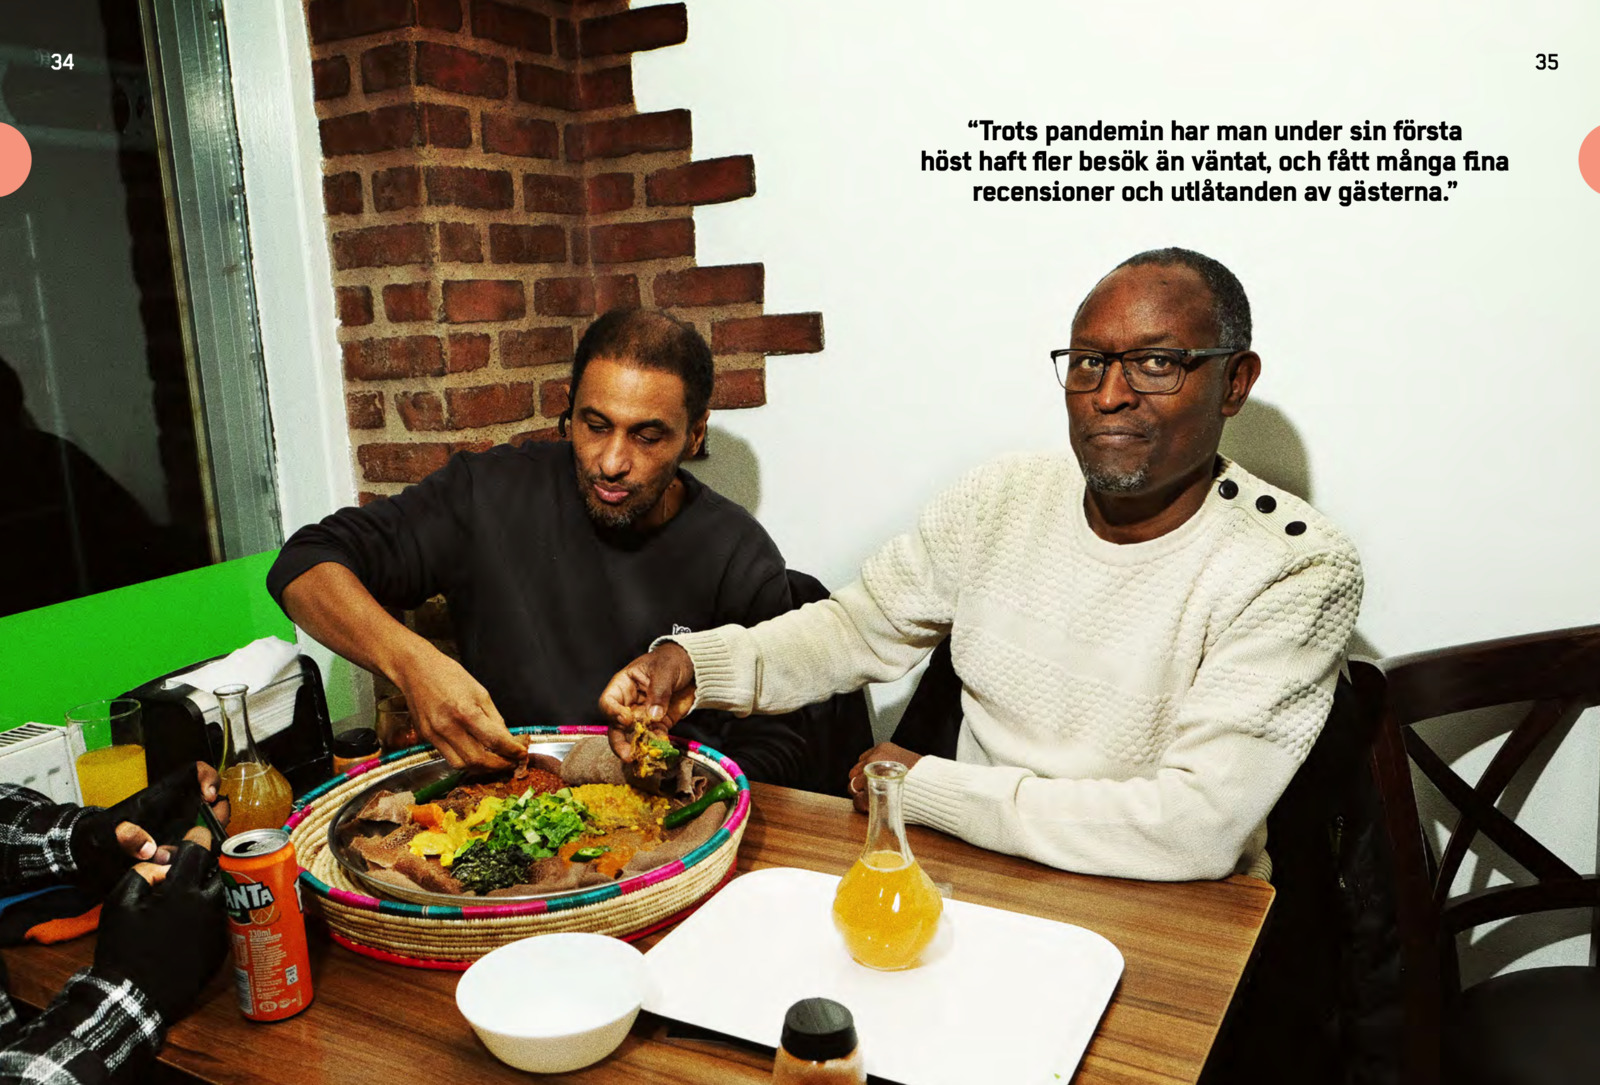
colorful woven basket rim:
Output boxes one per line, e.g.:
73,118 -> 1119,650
293,725 -> 748,920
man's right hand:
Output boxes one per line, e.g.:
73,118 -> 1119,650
397,651 -> 526,771
599,643 -> 697,761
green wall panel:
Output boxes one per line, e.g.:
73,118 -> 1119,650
0,552 -> 293,730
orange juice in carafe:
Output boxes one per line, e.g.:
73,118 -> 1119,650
214,683 -> 295,836
832,761 -> 943,970
219,760 -> 294,834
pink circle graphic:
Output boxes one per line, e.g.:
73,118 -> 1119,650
1582,126 -> 1600,195
0,123 -> 32,197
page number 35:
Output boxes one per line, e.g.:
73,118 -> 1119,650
1535,53 -> 1558,70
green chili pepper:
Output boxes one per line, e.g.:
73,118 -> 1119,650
662,780 -> 739,829
412,769 -> 466,804
572,845 -> 610,861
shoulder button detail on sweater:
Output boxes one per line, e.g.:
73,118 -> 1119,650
1285,520 -> 1306,536
1254,494 -> 1277,514
1218,479 -> 1239,499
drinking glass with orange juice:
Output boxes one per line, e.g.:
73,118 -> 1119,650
214,684 -> 294,836
68,699 -> 147,807
832,760 -> 943,970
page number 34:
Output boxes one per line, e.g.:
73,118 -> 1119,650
1535,53 -> 1558,70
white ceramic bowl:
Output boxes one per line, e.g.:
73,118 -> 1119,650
456,933 -> 647,1073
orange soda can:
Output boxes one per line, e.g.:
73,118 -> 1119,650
220,828 -> 314,1021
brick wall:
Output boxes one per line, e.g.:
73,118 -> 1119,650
303,0 -> 824,501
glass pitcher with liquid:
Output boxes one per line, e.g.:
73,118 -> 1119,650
214,683 -> 294,835
831,760 -> 943,970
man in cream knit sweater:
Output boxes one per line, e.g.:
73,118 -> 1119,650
601,248 -> 1362,881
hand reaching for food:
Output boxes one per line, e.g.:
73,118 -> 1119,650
599,643 -> 698,766
396,650 -> 526,771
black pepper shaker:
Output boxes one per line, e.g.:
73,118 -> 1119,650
772,997 -> 866,1084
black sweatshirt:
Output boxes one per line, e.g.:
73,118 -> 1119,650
267,441 -> 808,785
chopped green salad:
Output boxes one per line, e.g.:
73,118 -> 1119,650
452,788 -> 593,893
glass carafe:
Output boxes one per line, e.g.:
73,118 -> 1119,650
831,761 -> 943,970
214,683 -> 294,836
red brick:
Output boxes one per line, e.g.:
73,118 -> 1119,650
523,173 -> 582,214
416,41 -> 507,99
586,173 -> 633,213
422,103 -> 473,147
482,112 -> 559,159
447,333 -> 491,372
713,313 -> 824,355
358,442 -> 453,483
566,109 -> 689,162
338,285 -> 374,326
646,156 -> 754,207
596,274 -> 640,312
533,277 -> 592,317
396,391 -> 446,431
361,42 -> 411,93
540,378 -> 570,417
446,381 -> 539,428
320,104 -> 419,156
503,327 -> 573,368
425,166 -> 514,209
588,218 -> 693,264
470,0 -> 552,53
418,0 -> 462,30
488,223 -> 566,264
578,64 -> 632,110
710,368 -> 765,409
357,491 -> 384,506
323,171 -> 363,215
442,279 -> 525,323
570,226 -> 589,265
372,165 -> 421,211
332,223 -> 432,269
653,264 -> 763,308
515,63 -> 575,110
555,18 -> 577,60
308,0 -> 414,44
383,281 -> 432,323
312,57 -> 350,100
439,221 -> 483,262
579,4 -> 687,57
346,390 -> 384,428
510,426 -> 562,445
343,335 -> 446,379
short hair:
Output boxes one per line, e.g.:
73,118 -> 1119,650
567,309 -> 714,424
1113,247 -> 1252,349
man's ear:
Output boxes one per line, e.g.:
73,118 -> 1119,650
687,411 -> 710,458
1220,351 -> 1261,418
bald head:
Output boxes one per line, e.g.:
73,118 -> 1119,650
1077,247 -> 1251,351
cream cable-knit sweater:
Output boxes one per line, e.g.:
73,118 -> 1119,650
669,454 -> 1363,881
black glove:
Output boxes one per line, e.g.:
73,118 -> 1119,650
71,765 -> 210,895
94,842 -> 229,1023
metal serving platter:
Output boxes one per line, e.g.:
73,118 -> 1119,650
326,741 -> 719,908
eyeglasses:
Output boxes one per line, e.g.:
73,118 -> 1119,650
1050,348 -> 1238,394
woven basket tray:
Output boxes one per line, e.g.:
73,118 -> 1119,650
288,725 -> 749,969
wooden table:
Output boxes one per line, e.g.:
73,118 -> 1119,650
1,784 -> 1273,1084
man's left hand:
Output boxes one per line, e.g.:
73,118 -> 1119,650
72,763 -> 230,893
848,742 -> 923,814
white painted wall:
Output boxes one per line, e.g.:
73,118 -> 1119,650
222,0 -> 368,727
638,0 -> 1600,977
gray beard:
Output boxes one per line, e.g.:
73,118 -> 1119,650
1082,463 -> 1150,494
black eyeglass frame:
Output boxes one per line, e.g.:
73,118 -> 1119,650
1050,347 -> 1240,395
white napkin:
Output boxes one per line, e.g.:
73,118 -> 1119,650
162,636 -> 302,743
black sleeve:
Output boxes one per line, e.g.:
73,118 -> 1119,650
266,452 -> 476,613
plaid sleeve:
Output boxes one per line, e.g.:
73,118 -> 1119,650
0,970 -> 163,1085
0,787 -> 87,895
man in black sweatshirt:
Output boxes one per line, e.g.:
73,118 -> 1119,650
267,310 -> 808,784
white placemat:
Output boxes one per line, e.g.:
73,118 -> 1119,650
644,867 -> 1123,1084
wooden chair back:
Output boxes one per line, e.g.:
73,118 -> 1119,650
1363,625 -> 1600,1077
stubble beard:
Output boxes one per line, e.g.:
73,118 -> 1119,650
1081,462 -> 1150,495
578,463 -> 679,530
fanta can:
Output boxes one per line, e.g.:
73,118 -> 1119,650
220,828 -> 314,1021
